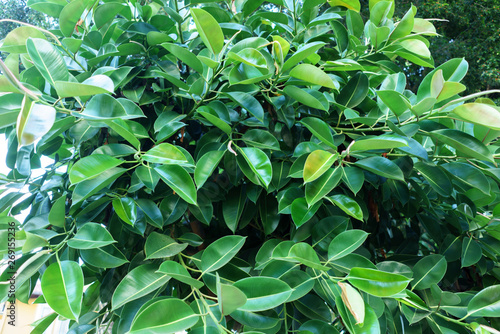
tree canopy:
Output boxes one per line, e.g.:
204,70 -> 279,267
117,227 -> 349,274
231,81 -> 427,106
0,0 -> 500,333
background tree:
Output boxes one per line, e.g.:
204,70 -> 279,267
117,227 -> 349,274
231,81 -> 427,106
1,0 -> 500,333
0,0 -> 51,40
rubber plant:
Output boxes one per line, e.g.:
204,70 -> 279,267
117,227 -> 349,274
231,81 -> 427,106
0,0 -> 500,333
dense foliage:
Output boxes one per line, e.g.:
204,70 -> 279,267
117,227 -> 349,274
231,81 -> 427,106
1,0 -> 500,333
392,0 -> 500,97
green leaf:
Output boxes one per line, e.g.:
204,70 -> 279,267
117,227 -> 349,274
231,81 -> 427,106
191,8 -> 224,55
377,90 -> 411,116
80,244 -> 129,268
201,235 -> 246,273
155,165 -> 198,205
242,129 -> 280,151
0,26 -> 46,54
112,264 -> 171,310
338,282 -> 365,325
305,167 -> 343,206
283,41 -> 325,72
129,299 -> 199,334
452,103 -> 500,131
198,108 -> 232,135
300,117 -> 336,148
223,187 -> 246,233
72,167 -> 127,205
136,199 -> 163,228
233,277 -> 293,312
461,237 -> 482,268
59,0 -> 87,37
347,268 -> 411,297
328,230 -> 369,262
342,167 -> 364,195
157,261 -> 204,289
414,162 -> 452,197
161,43 -> 204,74
290,64 -> 337,89
26,38 -> 69,87
79,95 -> 145,120
283,85 -> 329,111
336,72 -> 369,108
467,285 -> 500,318
16,97 -> 56,148
228,48 -> 268,68
354,157 -> 404,181
54,75 -> 115,98
226,92 -> 264,123
41,261 -> 83,320
411,255 -> 447,290
143,143 -> 190,165
195,150 -> 225,189
69,154 -> 123,185
145,232 -> 188,260
328,0 -> 361,11
48,195 -> 66,228
67,223 -> 116,249
327,194 -> 363,221
94,3 -> 127,29
112,197 -> 137,226
350,134 -> 408,152
217,274 -> 247,315
237,147 -> 273,188
288,243 -> 330,270
431,129 -> 494,162
304,150 -> 338,183
389,4 -> 416,40
291,197 -> 321,228
442,162 -> 490,195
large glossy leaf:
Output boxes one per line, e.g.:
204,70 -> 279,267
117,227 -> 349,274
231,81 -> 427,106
144,232 -> 188,260
191,8 -> 224,55
461,237 -> 482,268
233,277 -> 293,312
442,162 -> 490,195
226,92 -> 264,122
194,150 -> 225,189
112,264 -> 171,310
337,72 -> 369,108
300,117 -> 336,148
129,298 -> 199,334
69,154 -> 123,185
143,143 -> 190,165
79,95 -> 145,120
242,129 -> 280,151
237,147 -> 272,188
283,85 -> 329,111
59,0 -> 86,37
217,274 -> 247,315
26,38 -> 69,87
350,134 -> 408,152
414,162 -> 452,197
161,43 -> 204,74
112,197 -> 137,226
467,285 -> 500,318
16,97 -> 56,147
155,165 -> 197,205
290,64 -> 337,89
431,129 -> 494,162
55,75 -> 114,97
72,167 -> 127,204
67,223 -> 115,249
347,267 -> 411,297
452,103 -> 500,130
41,261 -> 83,320
354,157 -> 404,181
303,150 -> 338,183
0,26 -> 46,54
328,195 -> 363,221
201,235 -> 246,273
282,41 -> 326,72
291,197 -> 321,227
328,230 -> 369,262
411,255 -> 447,290
80,244 -> 128,268
305,167 -> 343,206
157,261 -> 204,289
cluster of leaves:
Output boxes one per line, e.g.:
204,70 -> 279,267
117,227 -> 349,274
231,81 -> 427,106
1,0 -> 500,333
390,0 -> 500,97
